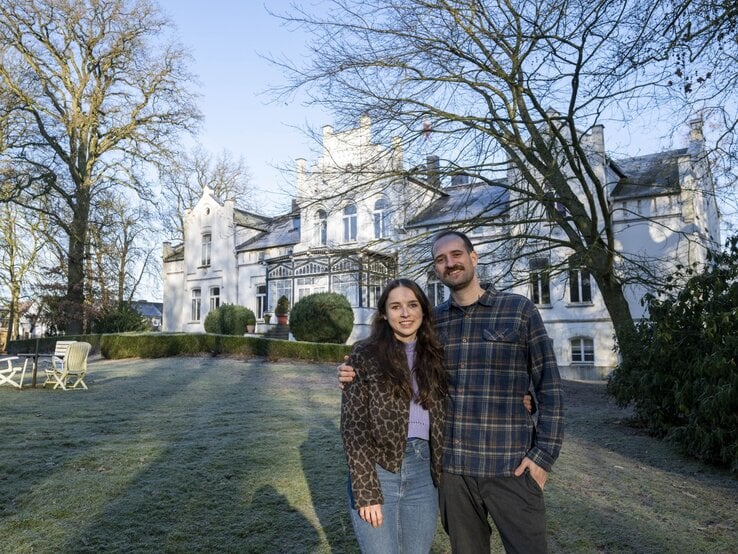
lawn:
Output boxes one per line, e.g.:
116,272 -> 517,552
0,357 -> 735,553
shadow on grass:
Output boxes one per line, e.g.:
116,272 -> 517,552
300,424 -> 357,552
43,358 -> 330,552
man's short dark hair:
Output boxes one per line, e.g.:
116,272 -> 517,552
432,230 -> 474,255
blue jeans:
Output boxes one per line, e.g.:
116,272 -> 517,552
349,438 -> 439,554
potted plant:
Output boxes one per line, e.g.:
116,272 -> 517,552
263,313 -> 272,325
275,295 -> 290,325
245,309 -> 256,333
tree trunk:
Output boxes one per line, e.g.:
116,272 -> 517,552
66,188 -> 91,335
594,273 -> 636,350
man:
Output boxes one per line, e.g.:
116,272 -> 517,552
340,230 -> 564,553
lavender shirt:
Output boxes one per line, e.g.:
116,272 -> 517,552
405,341 -> 430,440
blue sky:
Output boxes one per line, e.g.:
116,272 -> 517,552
157,1 -> 330,215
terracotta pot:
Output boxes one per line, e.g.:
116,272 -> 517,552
276,315 -> 288,325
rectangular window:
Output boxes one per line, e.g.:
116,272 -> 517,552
256,285 -> 266,318
269,280 -> 292,312
332,273 -> 358,306
529,258 -> 551,305
209,287 -> 220,311
201,233 -> 212,266
569,268 -> 592,303
191,289 -> 201,321
343,205 -> 358,242
571,337 -> 595,363
427,274 -> 446,307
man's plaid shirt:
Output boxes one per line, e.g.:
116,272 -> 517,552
433,286 -> 564,477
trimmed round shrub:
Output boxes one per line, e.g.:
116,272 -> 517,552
289,292 -> 354,344
204,304 -> 256,335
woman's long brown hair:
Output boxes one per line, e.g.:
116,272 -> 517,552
361,278 -> 447,408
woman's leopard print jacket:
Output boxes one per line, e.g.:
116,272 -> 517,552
341,342 -> 446,508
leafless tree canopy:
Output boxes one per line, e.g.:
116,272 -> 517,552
0,0 -> 201,333
159,146 -> 254,242
275,0 -> 735,343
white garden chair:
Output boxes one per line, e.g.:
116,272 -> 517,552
47,340 -> 77,372
0,357 -> 29,389
43,341 -> 91,390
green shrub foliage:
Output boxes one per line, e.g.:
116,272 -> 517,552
608,236 -> 738,472
289,292 -> 354,344
275,295 -> 290,316
203,304 -> 256,335
92,302 -> 148,333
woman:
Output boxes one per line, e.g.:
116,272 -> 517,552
341,278 -> 447,553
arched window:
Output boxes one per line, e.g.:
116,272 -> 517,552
343,203 -> 357,242
570,337 -> 595,363
315,209 -> 327,246
373,197 -> 389,239
209,286 -> 220,311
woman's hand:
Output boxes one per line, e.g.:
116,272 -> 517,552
358,504 -> 383,527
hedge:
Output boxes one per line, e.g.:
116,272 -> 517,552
6,332 -> 351,363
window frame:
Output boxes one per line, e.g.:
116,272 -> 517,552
201,233 -> 212,267
209,286 -> 220,311
569,267 -> 593,303
529,258 -> 551,305
191,288 -> 202,321
373,197 -> 389,239
570,337 -> 595,363
342,203 -> 358,243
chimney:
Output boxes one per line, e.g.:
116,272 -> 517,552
296,158 -> 307,197
688,117 -> 704,157
426,155 -> 441,188
589,124 -> 605,156
391,136 -> 403,170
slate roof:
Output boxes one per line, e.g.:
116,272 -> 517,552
234,208 -> 271,230
406,179 -> 509,228
163,243 -> 184,263
610,148 -> 686,199
132,300 -> 163,318
237,213 -> 301,251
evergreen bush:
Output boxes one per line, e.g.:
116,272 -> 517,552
91,302 -> 148,333
608,236 -> 738,472
275,295 -> 290,316
289,292 -> 354,344
203,304 -> 255,335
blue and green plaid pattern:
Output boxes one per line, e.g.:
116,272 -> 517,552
434,287 -> 564,477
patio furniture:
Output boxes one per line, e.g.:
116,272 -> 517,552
47,340 -> 77,372
0,357 -> 29,389
43,342 -> 91,390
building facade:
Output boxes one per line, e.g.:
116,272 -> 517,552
162,117 -> 720,379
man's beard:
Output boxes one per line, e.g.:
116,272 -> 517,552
442,265 -> 474,290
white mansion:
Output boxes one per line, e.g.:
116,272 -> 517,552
162,116 -> 720,379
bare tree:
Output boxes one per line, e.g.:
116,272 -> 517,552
0,0 -> 200,333
88,191 -> 159,307
159,146 -> 254,241
275,0 -> 728,345
0,203 -> 45,343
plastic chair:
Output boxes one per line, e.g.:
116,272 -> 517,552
43,342 -> 91,390
0,357 -> 29,389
